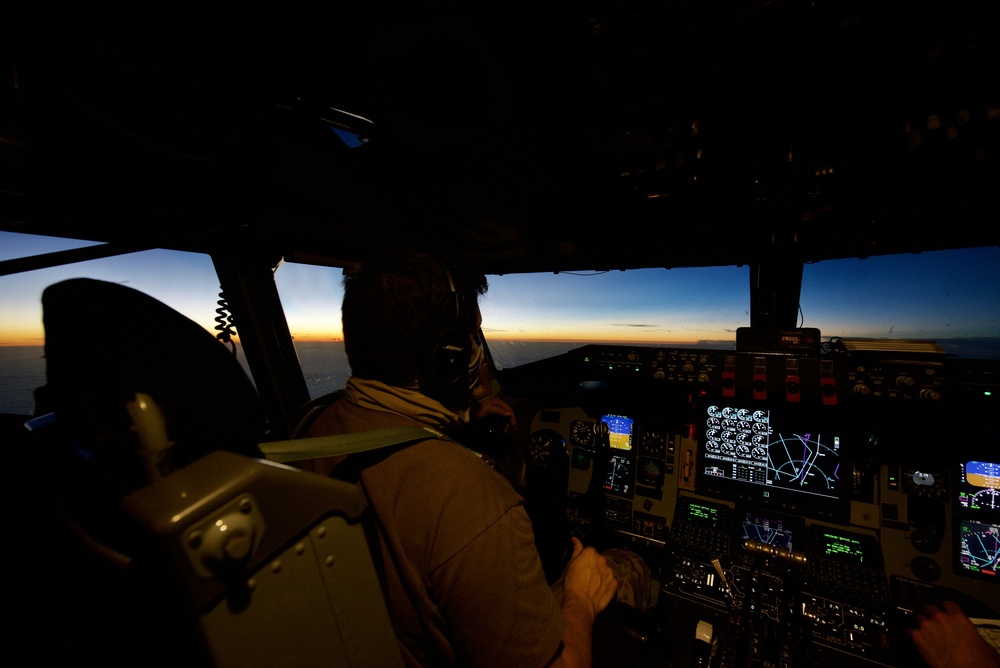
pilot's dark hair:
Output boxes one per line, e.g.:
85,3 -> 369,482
341,246 -> 487,407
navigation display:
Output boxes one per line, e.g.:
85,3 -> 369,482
603,452 -> 634,498
695,401 -> 849,521
956,518 -> 1000,581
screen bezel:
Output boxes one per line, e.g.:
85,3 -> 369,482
693,398 -> 851,523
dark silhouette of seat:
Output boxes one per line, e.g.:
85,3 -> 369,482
27,278 -> 401,667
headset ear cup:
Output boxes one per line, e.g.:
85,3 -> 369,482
429,336 -> 472,388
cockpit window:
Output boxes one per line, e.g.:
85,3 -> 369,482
480,267 -> 750,369
800,246 -> 1000,359
273,261 -> 349,399
274,262 -> 751,397
0,232 -> 229,415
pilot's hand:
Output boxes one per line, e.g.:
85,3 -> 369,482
560,537 -> 618,621
471,396 -> 517,433
907,601 -> 1000,668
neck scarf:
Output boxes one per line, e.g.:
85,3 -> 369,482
344,377 -> 470,429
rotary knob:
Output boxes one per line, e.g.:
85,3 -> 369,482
192,508 -> 259,576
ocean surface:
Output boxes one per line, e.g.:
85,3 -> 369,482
0,340 -> 587,416
4,337 -> 998,417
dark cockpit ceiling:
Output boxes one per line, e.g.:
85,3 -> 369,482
3,0 -> 999,275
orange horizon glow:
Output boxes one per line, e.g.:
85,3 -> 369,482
0,331 -> 733,347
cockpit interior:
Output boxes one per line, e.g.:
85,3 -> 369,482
3,2 -> 999,666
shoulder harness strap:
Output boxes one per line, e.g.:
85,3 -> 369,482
258,426 -> 444,464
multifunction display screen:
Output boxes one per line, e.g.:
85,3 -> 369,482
699,404 -> 843,503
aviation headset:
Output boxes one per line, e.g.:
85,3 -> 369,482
420,259 -> 481,406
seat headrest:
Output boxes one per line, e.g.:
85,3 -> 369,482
41,278 -> 266,477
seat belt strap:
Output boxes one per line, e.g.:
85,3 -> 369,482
258,426 -> 444,464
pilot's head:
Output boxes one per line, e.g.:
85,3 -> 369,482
341,246 -> 488,411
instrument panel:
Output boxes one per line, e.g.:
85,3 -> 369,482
521,342 -> 1000,666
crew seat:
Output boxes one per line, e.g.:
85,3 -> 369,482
123,449 -> 402,668
29,277 -> 401,667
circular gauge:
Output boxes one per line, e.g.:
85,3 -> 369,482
637,457 -> 665,486
704,440 -> 721,453
708,417 -> 721,427
910,556 -> 942,582
721,442 -> 736,455
736,444 -> 751,458
751,446 -> 767,460
721,407 -> 735,418
722,419 -> 737,430
752,434 -> 767,446
910,528 -> 941,554
528,429 -> 566,467
903,468 -> 947,500
737,432 -> 752,444
707,405 -> 721,418
753,422 -> 769,433
569,420 -> 594,448
737,409 -> 751,421
972,488 -> 1000,510
706,428 -> 720,440
752,410 -> 767,422
721,431 -> 736,442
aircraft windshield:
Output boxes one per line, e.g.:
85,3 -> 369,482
800,246 -> 1000,359
2,231 -> 998,413
0,232 -> 238,414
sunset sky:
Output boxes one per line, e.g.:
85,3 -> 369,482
2,231 -> 998,351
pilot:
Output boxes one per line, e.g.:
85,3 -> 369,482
296,246 -> 624,667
